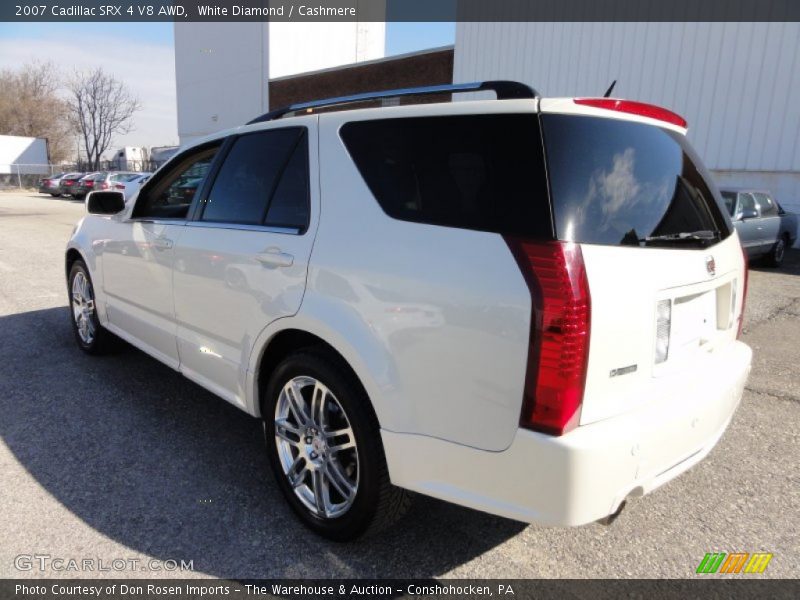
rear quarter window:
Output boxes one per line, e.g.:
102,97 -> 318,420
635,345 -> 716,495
542,114 -> 731,247
340,114 -> 552,238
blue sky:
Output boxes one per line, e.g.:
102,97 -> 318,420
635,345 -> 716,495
0,22 -> 454,152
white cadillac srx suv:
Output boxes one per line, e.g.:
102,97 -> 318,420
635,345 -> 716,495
65,81 -> 752,540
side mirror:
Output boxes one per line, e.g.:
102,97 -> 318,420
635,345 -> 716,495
86,191 -> 125,215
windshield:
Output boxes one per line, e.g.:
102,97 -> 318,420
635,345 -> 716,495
542,114 -> 731,248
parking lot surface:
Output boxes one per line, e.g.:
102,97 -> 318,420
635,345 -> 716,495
0,192 -> 798,578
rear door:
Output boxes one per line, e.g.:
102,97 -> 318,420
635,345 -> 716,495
172,119 -> 318,407
753,192 -> 781,253
540,112 -> 744,425
735,192 -> 763,256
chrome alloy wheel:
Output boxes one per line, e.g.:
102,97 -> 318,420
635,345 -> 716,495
274,376 -> 359,519
71,271 -> 96,345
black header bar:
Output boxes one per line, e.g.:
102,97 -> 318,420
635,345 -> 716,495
3,0 -> 800,23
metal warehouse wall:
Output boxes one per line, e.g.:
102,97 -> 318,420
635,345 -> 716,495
454,22 -> 800,213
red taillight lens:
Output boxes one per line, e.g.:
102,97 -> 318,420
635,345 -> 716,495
85,180 -> 94,187
99,182 -> 109,190
114,183 -> 125,190
738,245 -> 749,339
505,239 -> 591,436
574,98 -> 688,129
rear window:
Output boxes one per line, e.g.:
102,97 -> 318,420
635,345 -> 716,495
542,114 -> 731,247
340,114 -> 551,238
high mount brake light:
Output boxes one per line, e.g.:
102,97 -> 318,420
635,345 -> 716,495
574,98 -> 688,129
505,239 -> 591,436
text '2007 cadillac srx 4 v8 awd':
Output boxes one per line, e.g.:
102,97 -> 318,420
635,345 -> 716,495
66,82 -> 751,540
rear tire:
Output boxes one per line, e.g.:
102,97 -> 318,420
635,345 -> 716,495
50,193 -> 62,197
263,348 -> 411,541
766,234 -> 788,267
68,260 -> 119,354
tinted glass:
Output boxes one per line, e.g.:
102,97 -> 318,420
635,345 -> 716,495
754,192 -> 778,216
264,133 -> 310,230
340,115 -> 551,238
739,192 -> 757,212
133,147 -> 217,219
202,128 -> 302,225
542,114 -> 730,247
721,191 -> 737,216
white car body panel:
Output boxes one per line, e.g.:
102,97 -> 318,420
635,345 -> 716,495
66,94 -> 751,526
102,220 -> 185,367
384,339 -> 750,525
578,233 -> 746,425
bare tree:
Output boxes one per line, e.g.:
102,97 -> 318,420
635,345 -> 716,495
67,68 -> 141,169
0,62 -> 75,163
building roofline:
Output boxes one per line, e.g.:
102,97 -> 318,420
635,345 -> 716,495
269,44 -> 454,82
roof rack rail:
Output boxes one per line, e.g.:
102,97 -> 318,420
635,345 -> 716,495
246,80 -> 538,125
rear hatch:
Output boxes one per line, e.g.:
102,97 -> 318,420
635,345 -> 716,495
539,103 -> 745,425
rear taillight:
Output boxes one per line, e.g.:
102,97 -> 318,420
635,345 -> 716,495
99,182 -> 109,190
505,239 -> 591,436
738,245 -> 749,339
85,180 -> 94,187
114,183 -> 125,190
573,98 -> 688,129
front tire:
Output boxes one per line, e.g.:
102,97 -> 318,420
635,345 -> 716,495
68,260 -> 118,354
263,349 -> 411,541
766,234 -> 788,267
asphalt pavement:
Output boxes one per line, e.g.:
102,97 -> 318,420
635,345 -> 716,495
0,192 -> 797,579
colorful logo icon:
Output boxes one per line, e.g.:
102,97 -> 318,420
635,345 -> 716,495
696,552 -> 773,574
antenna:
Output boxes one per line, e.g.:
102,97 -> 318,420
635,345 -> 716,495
603,80 -> 617,98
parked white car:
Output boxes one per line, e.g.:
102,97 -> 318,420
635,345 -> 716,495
113,172 -> 152,202
65,82 -> 751,540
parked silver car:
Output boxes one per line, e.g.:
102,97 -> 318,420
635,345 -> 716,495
720,188 -> 798,266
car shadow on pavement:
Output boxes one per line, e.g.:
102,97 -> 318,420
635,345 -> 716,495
0,307 -> 526,578
748,248 -> 800,277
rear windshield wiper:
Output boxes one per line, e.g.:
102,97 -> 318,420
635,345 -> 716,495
641,230 -> 720,244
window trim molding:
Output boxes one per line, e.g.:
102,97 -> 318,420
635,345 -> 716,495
185,221 -> 301,235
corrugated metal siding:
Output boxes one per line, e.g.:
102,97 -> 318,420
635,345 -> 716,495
454,22 -> 800,173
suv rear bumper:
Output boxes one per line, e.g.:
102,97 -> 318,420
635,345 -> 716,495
383,340 -> 751,525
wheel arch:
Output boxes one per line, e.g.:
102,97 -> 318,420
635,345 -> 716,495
248,315 -> 401,432
65,247 -> 87,284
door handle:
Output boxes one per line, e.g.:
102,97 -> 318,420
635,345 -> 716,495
153,237 -> 173,251
255,247 -> 294,268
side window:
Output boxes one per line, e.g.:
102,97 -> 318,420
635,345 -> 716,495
264,133 -> 309,230
754,193 -> 778,216
340,115 -> 550,238
201,128 -> 304,226
738,192 -> 757,213
133,146 -> 218,219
